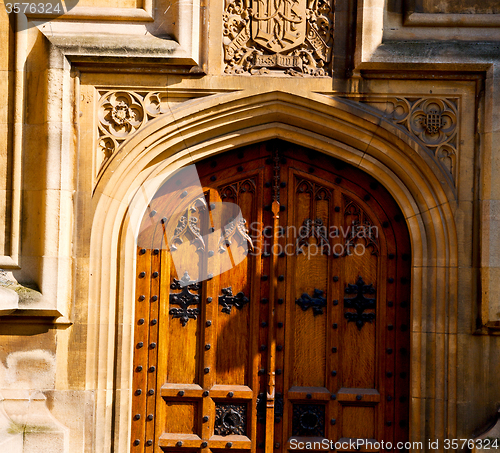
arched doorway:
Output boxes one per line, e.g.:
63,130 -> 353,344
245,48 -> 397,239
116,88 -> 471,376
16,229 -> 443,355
130,141 -> 411,452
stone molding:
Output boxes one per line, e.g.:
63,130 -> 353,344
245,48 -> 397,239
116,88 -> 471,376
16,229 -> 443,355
27,2 -> 154,22
473,408 -> 500,452
404,0 -> 500,27
96,92 -> 460,185
355,0 -> 500,68
404,12 -> 500,27
33,0 -> 203,70
2,18 -> 75,319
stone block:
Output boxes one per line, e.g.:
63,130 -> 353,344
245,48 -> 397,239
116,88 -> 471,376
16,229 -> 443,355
1,391 -> 69,453
0,287 -> 18,315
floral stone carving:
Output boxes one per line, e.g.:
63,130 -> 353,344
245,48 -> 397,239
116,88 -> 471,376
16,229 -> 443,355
394,98 -> 458,180
358,96 -> 459,182
97,90 -> 215,173
223,0 -> 334,76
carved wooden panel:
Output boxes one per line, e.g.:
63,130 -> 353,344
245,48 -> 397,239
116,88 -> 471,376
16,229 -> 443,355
292,404 -> 325,437
215,404 -> 247,436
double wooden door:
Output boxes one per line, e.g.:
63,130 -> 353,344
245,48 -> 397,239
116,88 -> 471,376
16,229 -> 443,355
131,142 -> 411,453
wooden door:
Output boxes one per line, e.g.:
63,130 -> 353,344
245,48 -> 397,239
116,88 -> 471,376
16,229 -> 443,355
131,141 -> 411,453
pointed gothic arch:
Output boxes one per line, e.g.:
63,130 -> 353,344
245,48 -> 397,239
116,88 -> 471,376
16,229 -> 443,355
86,91 -> 458,452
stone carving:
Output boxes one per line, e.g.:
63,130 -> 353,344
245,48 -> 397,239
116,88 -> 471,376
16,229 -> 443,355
408,98 -> 457,145
98,92 -> 144,141
422,109 -> 443,134
357,97 -> 459,182
98,137 -> 115,163
97,90 -> 216,172
223,0 -> 334,76
111,100 -> 137,126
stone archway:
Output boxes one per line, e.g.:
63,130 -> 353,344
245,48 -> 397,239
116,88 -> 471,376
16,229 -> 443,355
87,91 -> 458,453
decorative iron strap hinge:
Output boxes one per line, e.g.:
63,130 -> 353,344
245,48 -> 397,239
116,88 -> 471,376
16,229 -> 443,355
296,289 -> 327,315
344,276 -> 376,330
169,271 -> 201,326
218,287 -> 250,314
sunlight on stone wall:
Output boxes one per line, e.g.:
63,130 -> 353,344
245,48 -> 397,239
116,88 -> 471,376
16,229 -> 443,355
0,351 -> 68,452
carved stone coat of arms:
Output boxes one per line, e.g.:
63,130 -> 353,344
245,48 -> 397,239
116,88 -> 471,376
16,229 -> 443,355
223,0 -> 334,76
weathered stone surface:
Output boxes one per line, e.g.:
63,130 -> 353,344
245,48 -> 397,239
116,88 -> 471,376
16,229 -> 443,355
411,0 -> 500,14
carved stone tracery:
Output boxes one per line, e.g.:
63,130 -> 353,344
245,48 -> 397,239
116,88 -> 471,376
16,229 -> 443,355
223,0 -> 334,76
358,96 -> 459,182
97,90 -> 215,172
